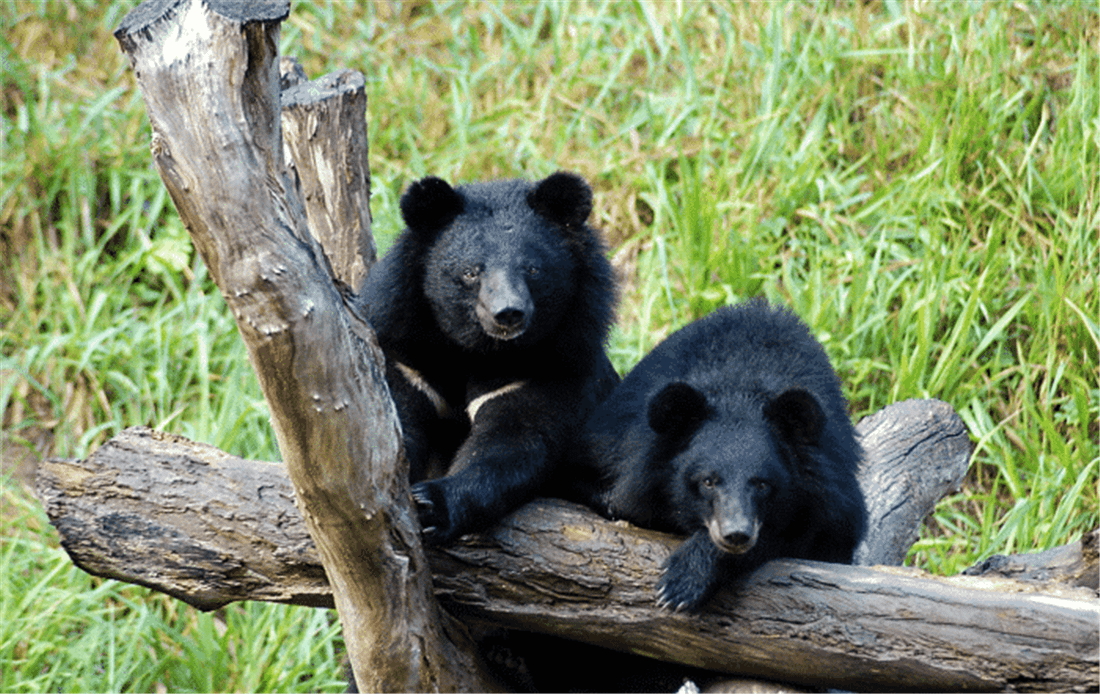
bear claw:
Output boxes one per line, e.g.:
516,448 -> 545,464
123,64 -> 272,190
411,486 -> 433,509
655,588 -> 691,613
654,593 -> 677,612
411,480 -> 451,542
656,564 -> 712,613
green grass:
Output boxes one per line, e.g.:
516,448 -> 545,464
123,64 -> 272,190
1,477 -> 347,693
2,1 -> 1097,691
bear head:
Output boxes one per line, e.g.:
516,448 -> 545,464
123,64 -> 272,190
648,382 -> 826,554
400,172 -> 594,351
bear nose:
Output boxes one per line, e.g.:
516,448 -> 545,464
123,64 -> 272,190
494,307 -> 526,330
709,513 -> 757,554
723,531 -> 753,548
477,268 -> 533,339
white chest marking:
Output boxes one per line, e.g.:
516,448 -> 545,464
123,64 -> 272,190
466,381 -> 526,422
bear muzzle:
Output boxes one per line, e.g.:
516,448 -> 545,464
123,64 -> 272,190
707,512 -> 760,555
477,269 -> 533,341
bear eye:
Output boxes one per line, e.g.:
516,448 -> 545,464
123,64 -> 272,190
753,479 -> 772,494
461,268 -> 480,285
700,476 -> 718,490
526,264 -> 540,277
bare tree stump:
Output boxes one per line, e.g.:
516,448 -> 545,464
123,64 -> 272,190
853,398 -> 972,565
280,62 -> 375,293
113,0 -> 493,689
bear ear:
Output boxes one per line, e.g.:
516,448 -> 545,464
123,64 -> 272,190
764,388 -> 826,446
400,176 -> 464,235
527,171 -> 593,229
648,382 -> 709,439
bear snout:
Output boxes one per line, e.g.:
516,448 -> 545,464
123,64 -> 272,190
475,302 -> 528,340
707,513 -> 759,554
476,269 -> 533,341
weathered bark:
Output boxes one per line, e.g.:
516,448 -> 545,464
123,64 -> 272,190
37,402 -> 1099,691
280,61 -> 375,293
113,1 -> 492,690
852,398 -> 972,566
432,513 -> 1097,693
39,429 -> 331,611
37,400 -> 962,611
963,530 -> 1099,590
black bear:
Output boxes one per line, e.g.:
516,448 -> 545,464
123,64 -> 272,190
355,172 -> 618,544
580,299 -> 866,612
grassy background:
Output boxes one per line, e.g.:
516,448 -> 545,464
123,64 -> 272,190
3,0 -> 1097,691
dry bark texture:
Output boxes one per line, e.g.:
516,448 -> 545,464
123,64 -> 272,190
113,0 -> 492,689
37,403 -> 1100,692
280,61 -> 375,293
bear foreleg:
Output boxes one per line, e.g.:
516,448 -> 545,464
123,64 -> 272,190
411,433 -> 549,544
412,382 -> 569,544
657,531 -> 727,612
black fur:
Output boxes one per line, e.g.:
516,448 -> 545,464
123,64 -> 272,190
356,172 -> 618,544
579,299 -> 866,611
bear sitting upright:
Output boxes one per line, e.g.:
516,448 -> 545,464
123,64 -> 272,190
581,299 -> 866,612
356,171 -> 619,545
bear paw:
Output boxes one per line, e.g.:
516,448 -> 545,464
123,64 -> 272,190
656,567 -> 712,613
655,537 -> 721,612
410,479 -> 457,545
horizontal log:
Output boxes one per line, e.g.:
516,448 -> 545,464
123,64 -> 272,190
432,500 -> 1098,693
39,429 -> 330,610
36,403 -> 1098,692
963,531 -> 1099,590
38,399 -> 966,611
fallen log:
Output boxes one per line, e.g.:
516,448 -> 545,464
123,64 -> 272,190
36,402 -> 1100,692
37,399 -> 964,611
963,530 -> 1099,590
433,517 -> 1098,693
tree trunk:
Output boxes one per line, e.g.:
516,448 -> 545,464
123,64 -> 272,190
37,402 -> 1100,692
113,1 -> 493,690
